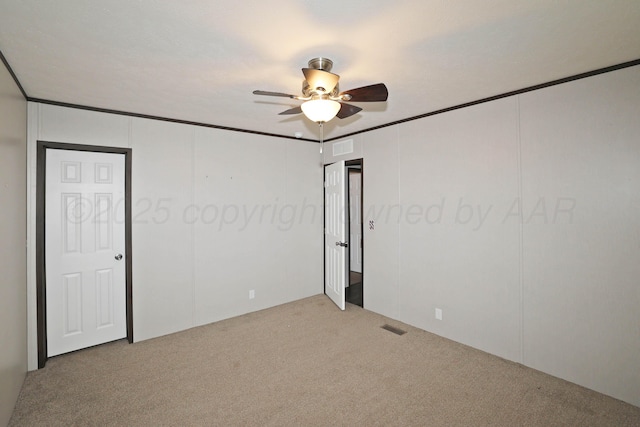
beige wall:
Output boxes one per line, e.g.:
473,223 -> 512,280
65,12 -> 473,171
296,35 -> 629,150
26,103 -> 324,368
325,65 -> 640,407
0,62 -> 27,424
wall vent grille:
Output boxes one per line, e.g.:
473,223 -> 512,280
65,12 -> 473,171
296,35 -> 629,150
332,139 -> 354,156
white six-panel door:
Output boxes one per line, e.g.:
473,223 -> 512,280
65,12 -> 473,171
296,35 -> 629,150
45,149 -> 127,357
325,161 -> 347,310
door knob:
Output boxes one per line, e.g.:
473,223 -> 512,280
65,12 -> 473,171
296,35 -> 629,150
335,242 -> 348,248
115,254 -> 123,261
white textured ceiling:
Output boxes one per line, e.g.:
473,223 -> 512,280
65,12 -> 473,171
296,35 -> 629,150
1,1 -> 639,141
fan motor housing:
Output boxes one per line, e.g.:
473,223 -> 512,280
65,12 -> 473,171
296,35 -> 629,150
302,57 -> 340,98
302,80 -> 339,98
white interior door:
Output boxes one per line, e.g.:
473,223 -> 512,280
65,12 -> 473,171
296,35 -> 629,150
45,148 -> 127,357
349,170 -> 362,274
325,160 -> 347,310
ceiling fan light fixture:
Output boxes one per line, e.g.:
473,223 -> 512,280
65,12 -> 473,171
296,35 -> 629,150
301,99 -> 341,123
253,58 -> 388,122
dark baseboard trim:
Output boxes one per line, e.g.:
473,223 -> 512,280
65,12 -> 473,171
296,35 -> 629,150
8,54 -> 639,143
324,58 -> 640,142
27,98 -> 317,142
0,48 -> 28,100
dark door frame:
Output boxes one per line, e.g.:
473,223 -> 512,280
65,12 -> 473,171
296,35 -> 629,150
36,140 -> 133,368
345,159 -> 364,307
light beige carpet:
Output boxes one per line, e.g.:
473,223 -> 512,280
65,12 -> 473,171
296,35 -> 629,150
10,295 -> 640,426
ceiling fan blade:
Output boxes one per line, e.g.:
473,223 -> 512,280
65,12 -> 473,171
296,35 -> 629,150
302,68 -> 340,93
253,90 -> 298,99
278,106 -> 302,115
336,103 -> 362,119
339,83 -> 388,102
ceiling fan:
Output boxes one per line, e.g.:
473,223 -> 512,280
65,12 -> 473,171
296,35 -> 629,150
253,57 -> 388,123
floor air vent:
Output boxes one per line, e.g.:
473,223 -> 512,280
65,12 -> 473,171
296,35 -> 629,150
381,324 -> 407,335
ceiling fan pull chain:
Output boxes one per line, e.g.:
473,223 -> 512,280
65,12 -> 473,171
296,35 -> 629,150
319,123 -> 324,156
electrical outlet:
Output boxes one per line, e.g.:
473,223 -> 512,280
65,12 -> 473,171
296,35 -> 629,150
249,290 -> 255,299
435,308 -> 442,320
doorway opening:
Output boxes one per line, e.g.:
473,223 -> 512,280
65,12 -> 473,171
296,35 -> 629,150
346,159 -> 363,307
